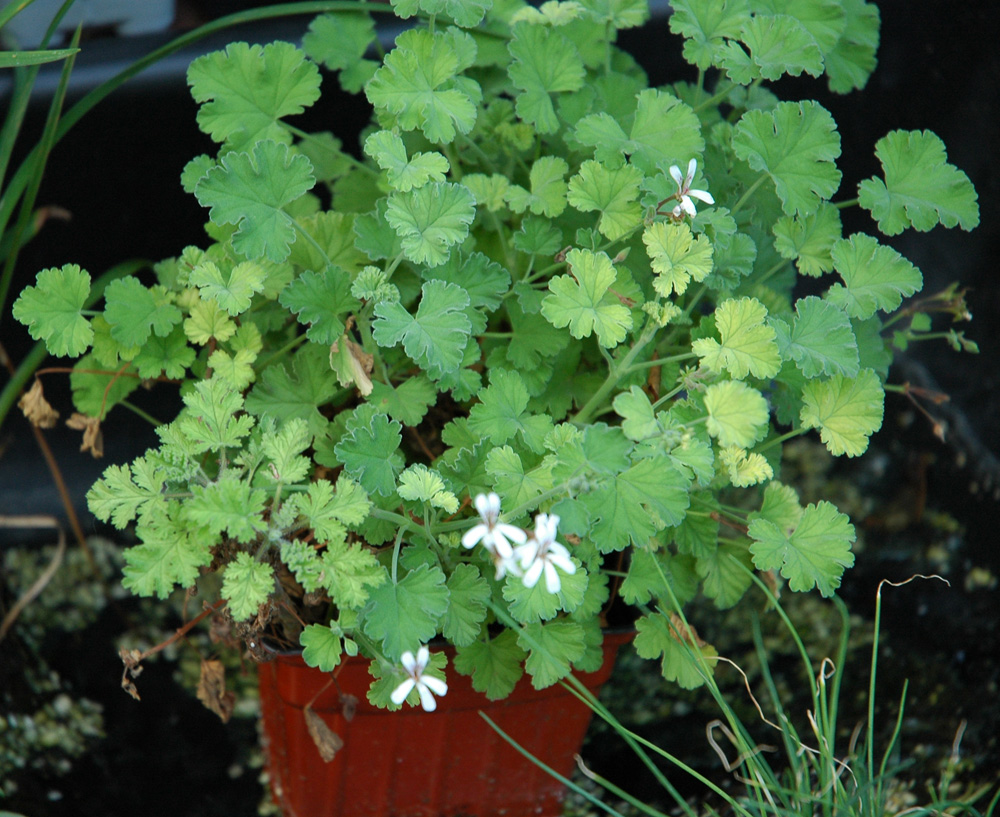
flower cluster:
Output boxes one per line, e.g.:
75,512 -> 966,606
462,493 -> 576,592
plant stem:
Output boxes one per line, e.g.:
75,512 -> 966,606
571,321 -> 659,425
729,173 -> 768,216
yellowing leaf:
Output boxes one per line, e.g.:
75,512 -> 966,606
704,380 -> 768,449
800,368 -> 884,457
643,221 -> 714,296
692,297 -> 781,380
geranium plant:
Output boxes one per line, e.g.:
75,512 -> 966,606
12,0 -> 979,713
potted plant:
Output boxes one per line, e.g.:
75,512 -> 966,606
10,0 -> 980,814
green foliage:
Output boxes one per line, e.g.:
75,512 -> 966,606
13,0 -> 979,709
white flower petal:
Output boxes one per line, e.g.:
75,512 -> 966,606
422,675 -> 448,697
543,563 -> 562,594
680,196 -> 698,216
685,158 -> 697,186
548,550 -> 576,575
669,164 -> 684,188
416,683 -> 438,712
415,646 -> 430,669
391,678 -> 415,705
522,559 -> 544,588
688,188 -> 714,205
462,523 -> 488,549
400,651 -> 417,673
497,522 -> 528,545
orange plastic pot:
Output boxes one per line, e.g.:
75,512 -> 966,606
258,631 -> 632,817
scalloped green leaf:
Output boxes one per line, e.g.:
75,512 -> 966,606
826,233 -> 922,320
800,368 -> 884,457
12,264 -> 93,357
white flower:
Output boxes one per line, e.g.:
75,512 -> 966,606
669,158 -> 714,218
516,513 -> 576,594
462,492 -> 528,559
390,646 -> 448,712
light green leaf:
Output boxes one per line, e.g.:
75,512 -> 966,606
104,277 -> 183,348
385,182 -> 476,267
365,28 -> 479,144
188,260 -> 267,316
575,88 -> 704,174
373,280 -> 472,376
188,41 -> 321,149
87,457 -> 165,529
567,159 -> 643,241
485,446 -> 553,511
391,0 -> 492,28
134,326 -> 196,379
692,297 -> 781,379
12,264 -> 92,357
293,477 -> 371,542
468,369 -> 553,453
362,564 -> 449,660
749,500 -> 855,596
195,140 -> 315,263
704,380 -> 769,449
823,0 -> 879,94
504,156 -> 569,217
222,552 -> 275,620
507,23 -> 585,134
634,611 -> 717,688
719,445 -> 773,487
858,129 -> 979,235
772,203 -> 842,277
669,0 -> 749,70
334,412 -> 404,497
364,130 -> 450,192
185,475 -> 268,544
69,354 -> 140,420
319,539 -> 386,609
800,368 -> 883,457
643,221 -> 714,297
771,295 -> 859,378
733,101 -> 842,217
302,11 -> 378,94
244,343 -> 338,438
738,14 -> 824,80
453,631 -> 526,700
122,509 -> 212,598
398,464 -> 459,513
826,233 -> 922,320
300,623 -> 344,672
178,378 -> 255,453
442,564 -> 490,647
540,248 -> 633,348
518,620 -> 586,689
279,266 -> 360,344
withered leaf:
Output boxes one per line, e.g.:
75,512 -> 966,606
304,707 -> 343,762
66,412 -> 103,458
197,659 -> 235,723
340,693 -> 358,722
330,335 -> 374,396
19,379 -> 59,428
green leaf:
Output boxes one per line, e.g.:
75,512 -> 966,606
453,630 -> 526,700
69,354 -> 140,420
12,264 -> 93,357
178,378 -> 255,453
826,233 -> 922,320
858,129 -> 979,235
362,564 -> 449,660
771,295 -> 859,378
575,88 -> 704,175
732,101 -> 842,218
518,620 -> 586,689
222,552 -> 275,621
634,612 -> 716,688
749,500 -> 855,596
385,182 -> 476,267
442,564 -> 489,647
738,14 -> 824,80
185,475 -> 268,544
134,326 -> 196,379
104,277 -> 183,348
367,377 -> 437,426
507,23 -> 584,134
567,159 -> 643,241
669,0 -> 749,70
398,464 -> 459,513
302,11 -> 378,94
719,445 -> 773,487
583,459 -> 690,552
468,369 -> 553,452
195,140 -> 315,263
365,28 -> 479,144
373,280 -> 472,377
504,156 -> 569,217
692,297 -> 781,379
772,203 -> 842,277
704,380 -> 769,449
188,41 -> 321,149
643,221 -> 714,297
697,538 -> 753,608
300,623 -> 344,672
421,251 -> 511,313
823,0 -> 879,94
800,368 -> 884,457
278,266 -> 360,344
334,413 -> 404,496
292,477 -> 371,543
391,0 -> 492,28
244,343 -> 338,438
122,509 -> 212,598
364,130 -> 450,192
613,386 -> 659,441
188,260 -> 267,316
259,418 -> 312,484
319,539 -> 386,609
540,248 -> 633,348
87,457 -> 165,529
485,445 -> 553,511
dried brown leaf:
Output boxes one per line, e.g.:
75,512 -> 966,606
66,412 -> 103,458
304,706 -> 343,762
196,659 -> 235,723
18,379 -> 59,428
330,336 -> 374,396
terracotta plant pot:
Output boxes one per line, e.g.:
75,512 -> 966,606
258,631 -> 632,817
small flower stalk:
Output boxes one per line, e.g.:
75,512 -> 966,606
391,646 -> 448,712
